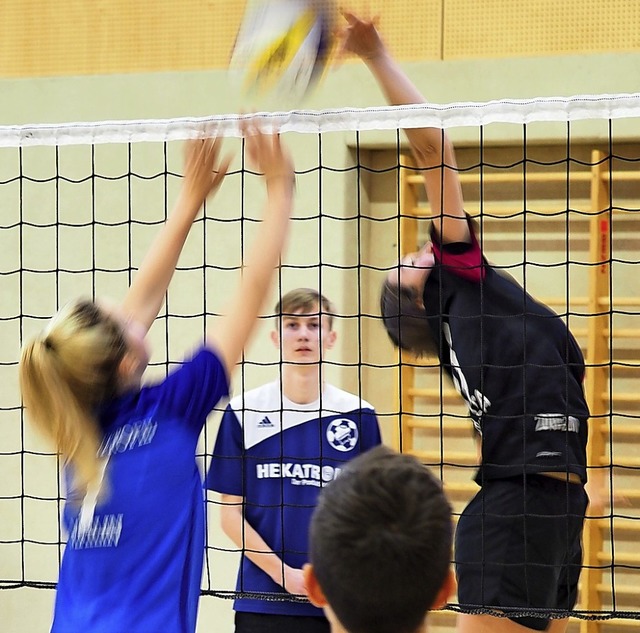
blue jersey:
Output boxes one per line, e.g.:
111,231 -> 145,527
52,348 -> 229,633
206,381 -> 381,616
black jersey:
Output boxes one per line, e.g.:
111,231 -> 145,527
423,225 -> 589,483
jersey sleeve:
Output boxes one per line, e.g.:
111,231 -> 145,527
359,409 -> 382,451
430,217 -> 486,283
156,347 -> 229,432
205,404 -> 244,494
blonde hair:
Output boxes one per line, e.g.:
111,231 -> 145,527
19,299 -> 127,490
274,288 -> 335,330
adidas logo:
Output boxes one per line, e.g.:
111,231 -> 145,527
258,416 -> 274,428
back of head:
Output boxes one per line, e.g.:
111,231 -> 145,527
19,299 -> 127,488
275,288 -> 335,329
309,445 -> 452,633
379,280 -> 435,357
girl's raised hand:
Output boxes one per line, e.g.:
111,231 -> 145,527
182,136 -> 232,206
241,121 -> 294,192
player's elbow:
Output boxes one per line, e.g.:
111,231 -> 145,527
219,496 -> 243,542
411,134 -> 455,169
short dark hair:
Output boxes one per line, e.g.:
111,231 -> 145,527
309,446 -> 453,633
379,279 -> 436,357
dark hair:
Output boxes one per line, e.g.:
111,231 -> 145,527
379,279 -> 436,357
309,446 -> 453,633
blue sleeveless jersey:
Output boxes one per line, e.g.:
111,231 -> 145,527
52,348 -> 229,633
206,381 -> 381,616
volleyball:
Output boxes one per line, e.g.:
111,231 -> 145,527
230,0 -> 335,104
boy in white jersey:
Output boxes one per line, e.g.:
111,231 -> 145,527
207,288 -> 382,633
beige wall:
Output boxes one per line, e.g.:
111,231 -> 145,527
1,4 -> 639,631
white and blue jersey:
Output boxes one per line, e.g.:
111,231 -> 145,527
52,347 -> 229,633
206,381 -> 381,617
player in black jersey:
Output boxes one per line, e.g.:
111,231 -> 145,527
340,12 -> 589,633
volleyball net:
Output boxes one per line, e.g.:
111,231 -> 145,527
1,95 -> 639,626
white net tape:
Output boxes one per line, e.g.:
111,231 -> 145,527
1,93 -> 639,147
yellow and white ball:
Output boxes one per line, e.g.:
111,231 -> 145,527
230,0 -> 335,105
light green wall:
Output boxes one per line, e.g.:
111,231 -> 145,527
1,53 -> 640,124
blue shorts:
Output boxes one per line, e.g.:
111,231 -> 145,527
455,474 -> 588,631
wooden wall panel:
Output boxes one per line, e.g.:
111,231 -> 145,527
345,0 -> 443,61
0,1 -> 639,78
444,0 -> 640,59
0,0 -> 245,77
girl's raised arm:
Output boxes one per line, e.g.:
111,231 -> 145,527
207,124 -> 294,375
121,137 -> 231,333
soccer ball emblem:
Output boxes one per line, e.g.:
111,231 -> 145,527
326,419 -> 358,452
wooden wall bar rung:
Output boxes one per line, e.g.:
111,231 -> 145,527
407,172 -> 640,187
406,388 -> 462,403
408,419 -> 471,432
597,552 -> 640,565
603,393 -> 640,405
411,450 -> 478,466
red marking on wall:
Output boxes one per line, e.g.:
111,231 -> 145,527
599,218 -> 609,274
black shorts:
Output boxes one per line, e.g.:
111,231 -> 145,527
235,612 -> 331,633
455,474 -> 588,631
